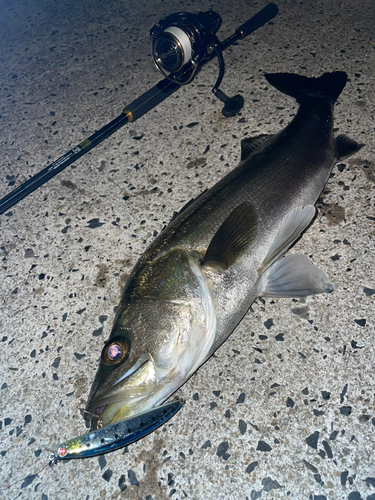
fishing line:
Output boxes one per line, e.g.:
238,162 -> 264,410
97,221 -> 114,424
1,459 -> 55,499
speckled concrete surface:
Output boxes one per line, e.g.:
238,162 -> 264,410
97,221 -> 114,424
0,0 -> 374,499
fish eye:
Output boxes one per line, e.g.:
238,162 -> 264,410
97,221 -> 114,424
101,336 -> 130,366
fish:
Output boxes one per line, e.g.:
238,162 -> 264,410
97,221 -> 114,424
85,71 -> 363,428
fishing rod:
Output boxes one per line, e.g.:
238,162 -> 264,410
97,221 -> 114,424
0,3 -> 278,216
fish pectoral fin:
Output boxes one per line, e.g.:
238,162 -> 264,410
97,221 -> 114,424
203,202 -> 258,270
258,254 -> 334,298
336,134 -> 364,161
240,134 -> 273,161
258,205 -> 316,274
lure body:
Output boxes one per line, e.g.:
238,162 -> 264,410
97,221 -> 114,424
52,398 -> 183,460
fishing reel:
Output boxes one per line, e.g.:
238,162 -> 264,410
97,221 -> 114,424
150,11 -> 244,117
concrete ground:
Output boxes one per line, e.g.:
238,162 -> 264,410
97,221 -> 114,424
0,0 -> 374,498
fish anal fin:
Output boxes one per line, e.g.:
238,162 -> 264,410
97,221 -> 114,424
258,205 -> 316,274
241,135 -> 272,161
258,254 -> 334,298
203,202 -> 258,270
336,134 -> 364,161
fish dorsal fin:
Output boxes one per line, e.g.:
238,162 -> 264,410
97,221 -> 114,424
258,205 -> 316,274
203,202 -> 258,270
240,135 -> 272,161
336,134 -> 364,161
257,254 -> 334,298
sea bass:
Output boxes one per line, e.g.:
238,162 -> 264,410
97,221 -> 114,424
86,71 -> 362,428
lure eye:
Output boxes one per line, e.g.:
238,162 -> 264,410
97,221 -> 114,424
101,336 -> 130,366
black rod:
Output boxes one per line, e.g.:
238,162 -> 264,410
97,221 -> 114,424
0,4 -> 278,216
0,114 -> 130,215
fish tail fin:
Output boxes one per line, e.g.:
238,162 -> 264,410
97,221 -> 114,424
265,72 -> 347,103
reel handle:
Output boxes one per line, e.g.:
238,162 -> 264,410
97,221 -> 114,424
236,3 -> 278,39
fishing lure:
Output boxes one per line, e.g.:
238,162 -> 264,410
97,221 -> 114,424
51,398 -> 184,461
1,399 -> 183,495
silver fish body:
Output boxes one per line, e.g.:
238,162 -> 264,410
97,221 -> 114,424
86,72 -> 362,427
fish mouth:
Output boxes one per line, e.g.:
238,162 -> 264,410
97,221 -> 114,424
86,357 -> 158,428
